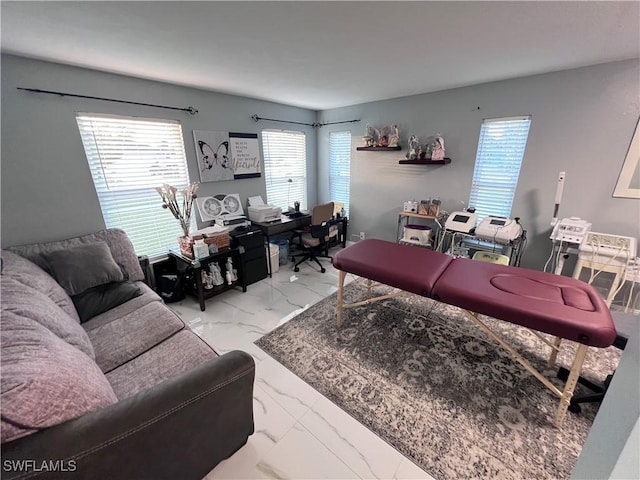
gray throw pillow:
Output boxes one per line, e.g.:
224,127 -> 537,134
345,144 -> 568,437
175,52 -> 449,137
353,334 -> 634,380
1,250 -> 81,322
41,242 -> 125,296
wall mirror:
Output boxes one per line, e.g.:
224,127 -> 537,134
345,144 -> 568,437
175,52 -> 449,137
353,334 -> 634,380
613,117 -> 640,199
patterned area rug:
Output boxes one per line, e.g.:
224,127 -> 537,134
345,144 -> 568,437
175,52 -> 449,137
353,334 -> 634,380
255,280 -> 621,480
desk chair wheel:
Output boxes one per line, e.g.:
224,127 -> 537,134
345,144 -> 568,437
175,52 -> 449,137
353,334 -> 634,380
294,266 -> 299,272
320,267 -> 326,273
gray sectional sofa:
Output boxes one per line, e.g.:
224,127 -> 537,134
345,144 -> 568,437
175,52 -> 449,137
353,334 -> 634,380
1,228 -> 255,479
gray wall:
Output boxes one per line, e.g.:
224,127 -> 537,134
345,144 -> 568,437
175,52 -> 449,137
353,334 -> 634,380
1,54 -> 317,247
318,60 -> 640,269
570,318 -> 639,480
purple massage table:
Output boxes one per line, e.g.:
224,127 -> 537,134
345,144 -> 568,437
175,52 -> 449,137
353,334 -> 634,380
332,239 -> 617,427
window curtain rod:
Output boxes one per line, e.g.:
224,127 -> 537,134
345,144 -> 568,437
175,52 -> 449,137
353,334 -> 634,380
251,114 -> 359,128
17,87 -> 199,115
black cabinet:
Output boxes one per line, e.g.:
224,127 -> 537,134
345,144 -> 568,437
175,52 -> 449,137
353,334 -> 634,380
231,227 -> 268,286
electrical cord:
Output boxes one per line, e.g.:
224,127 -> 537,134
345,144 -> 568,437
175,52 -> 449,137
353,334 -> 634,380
544,242 -> 556,273
436,227 -> 447,252
624,258 -> 640,312
609,255 -> 636,303
554,240 -> 565,274
588,243 -> 626,284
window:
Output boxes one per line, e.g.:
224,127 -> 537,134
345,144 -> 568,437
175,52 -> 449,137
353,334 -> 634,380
469,116 -> 531,221
76,113 -> 190,259
261,129 -> 307,211
329,131 -> 352,217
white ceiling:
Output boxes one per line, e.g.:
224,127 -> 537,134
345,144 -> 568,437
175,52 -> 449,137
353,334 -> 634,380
1,1 -> 638,110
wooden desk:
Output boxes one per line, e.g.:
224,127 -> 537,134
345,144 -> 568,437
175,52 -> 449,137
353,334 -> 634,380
251,213 -> 348,276
251,213 -> 312,240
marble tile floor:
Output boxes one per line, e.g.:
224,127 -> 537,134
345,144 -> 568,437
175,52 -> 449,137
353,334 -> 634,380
168,247 -> 436,480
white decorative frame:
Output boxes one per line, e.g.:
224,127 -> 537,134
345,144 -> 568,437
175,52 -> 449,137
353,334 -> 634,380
613,117 -> 640,199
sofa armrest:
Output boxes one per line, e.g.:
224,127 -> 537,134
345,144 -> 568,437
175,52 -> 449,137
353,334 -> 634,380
2,350 -> 255,480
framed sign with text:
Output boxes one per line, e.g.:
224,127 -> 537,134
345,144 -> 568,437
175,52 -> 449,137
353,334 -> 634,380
229,133 -> 261,179
193,130 -> 261,182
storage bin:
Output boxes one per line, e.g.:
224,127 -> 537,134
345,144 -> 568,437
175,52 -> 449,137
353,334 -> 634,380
273,239 -> 289,265
204,232 -> 230,249
267,243 -> 280,273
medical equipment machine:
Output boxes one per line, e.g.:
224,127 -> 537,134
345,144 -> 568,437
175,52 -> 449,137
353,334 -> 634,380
578,232 -> 637,268
543,172 -> 594,275
444,210 -> 477,234
403,200 -> 418,213
546,217 -> 591,274
550,217 -> 592,244
475,216 -> 522,244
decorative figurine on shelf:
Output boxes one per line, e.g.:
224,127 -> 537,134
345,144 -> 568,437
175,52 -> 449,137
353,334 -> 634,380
362,124 -> 376,147
209,262 -> 225,286
373,127 -> 382,146
379,135 -> 389,147
424,141 -> 433,159
431,134 -> 446,161
202,270 -> 215,289
225,257 -> 238,285
406,135 -> 419,160
388,125 -> 400,148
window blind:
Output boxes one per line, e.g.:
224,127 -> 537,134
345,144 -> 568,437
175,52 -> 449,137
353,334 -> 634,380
262,129 -> 307,211
76,113 -> 191,259
469,116 -> 531,222
329,131 -> 352,217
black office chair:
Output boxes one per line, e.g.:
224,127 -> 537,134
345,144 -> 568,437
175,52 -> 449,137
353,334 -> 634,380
558,311 -> 633,413
291,202 -> 337,273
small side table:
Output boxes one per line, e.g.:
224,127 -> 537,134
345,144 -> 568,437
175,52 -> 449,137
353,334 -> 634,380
169,247 -> 246,311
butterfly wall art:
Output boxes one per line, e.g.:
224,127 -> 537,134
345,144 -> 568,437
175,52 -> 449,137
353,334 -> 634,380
193,130 -> 262,183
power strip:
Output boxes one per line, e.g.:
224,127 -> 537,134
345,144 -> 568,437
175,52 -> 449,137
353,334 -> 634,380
578,232 -> 637,267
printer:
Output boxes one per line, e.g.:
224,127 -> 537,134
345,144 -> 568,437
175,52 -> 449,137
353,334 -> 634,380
247,196 -> 282,223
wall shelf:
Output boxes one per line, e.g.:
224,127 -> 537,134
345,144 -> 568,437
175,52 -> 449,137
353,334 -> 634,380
356,146 -> 402,151
398,158 -> 451,165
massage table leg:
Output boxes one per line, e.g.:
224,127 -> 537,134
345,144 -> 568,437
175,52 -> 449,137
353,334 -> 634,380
548,336 -> 563,365
337,270 -> 346,327
460,310 -> 589,428
465,311 -> 564,395
554,344 -> 588,427
335,277 -> 407,328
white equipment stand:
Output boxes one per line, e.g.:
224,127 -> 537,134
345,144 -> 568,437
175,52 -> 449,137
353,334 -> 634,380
573,232 -> 637,306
